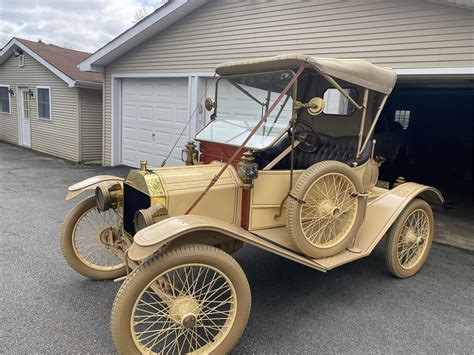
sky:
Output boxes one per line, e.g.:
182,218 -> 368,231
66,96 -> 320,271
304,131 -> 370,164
0,0 -> 161,53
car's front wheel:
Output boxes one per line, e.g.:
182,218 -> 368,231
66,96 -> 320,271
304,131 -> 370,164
111,244 -> 251,354
60,196 -> 126,280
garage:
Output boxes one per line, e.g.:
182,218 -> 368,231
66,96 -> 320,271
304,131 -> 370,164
376,81 -> 473,247
377,83 -> 472,197
121,78 -> 190,167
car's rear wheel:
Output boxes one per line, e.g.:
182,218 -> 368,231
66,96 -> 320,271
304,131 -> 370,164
60,196 -> 126,280
385,199 -> 434,278
287,161 -> 365,258
111,244 -> 251,355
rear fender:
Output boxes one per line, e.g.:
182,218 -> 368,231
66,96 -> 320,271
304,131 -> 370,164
354,182 -> 444,253
65,175 -> 124,200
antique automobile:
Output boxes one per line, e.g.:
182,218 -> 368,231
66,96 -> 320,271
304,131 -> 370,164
60,54 -> 444,354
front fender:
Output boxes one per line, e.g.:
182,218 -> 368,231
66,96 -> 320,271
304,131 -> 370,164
65,175 -> 124,200
128,216 -> 252,262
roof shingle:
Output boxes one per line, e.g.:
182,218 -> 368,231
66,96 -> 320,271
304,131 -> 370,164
16,38 -> 102,83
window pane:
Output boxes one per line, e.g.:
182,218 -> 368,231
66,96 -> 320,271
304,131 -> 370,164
323,88 -> 358,116
37,88 -> 50,119
39,103 -> 50,119
394,109 -> 411,130
0,87 -> 9,113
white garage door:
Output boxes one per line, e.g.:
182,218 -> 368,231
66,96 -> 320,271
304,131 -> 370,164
121,78 -> 189,167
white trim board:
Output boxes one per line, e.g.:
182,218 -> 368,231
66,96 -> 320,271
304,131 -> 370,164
396,67 -> 474,76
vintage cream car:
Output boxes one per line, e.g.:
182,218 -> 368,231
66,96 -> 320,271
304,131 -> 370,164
61,54 -> 444,354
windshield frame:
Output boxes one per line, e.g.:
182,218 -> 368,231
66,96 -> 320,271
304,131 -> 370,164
195,69 -> 297,151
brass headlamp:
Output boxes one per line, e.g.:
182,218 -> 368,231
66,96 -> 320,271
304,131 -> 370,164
95,182 -> 123,211
237,150 -> 258,189
134,204 -> 168,232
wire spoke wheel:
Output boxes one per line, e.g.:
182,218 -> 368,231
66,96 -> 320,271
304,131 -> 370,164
111,244 -> 251,355
385,199 -> 434,278
60,196 -> 126,280
396,209 -> 430,269
287,161 -> 365,258
132,264 -> 236,353
300,173 -> 358,248
72,205 -> 124,271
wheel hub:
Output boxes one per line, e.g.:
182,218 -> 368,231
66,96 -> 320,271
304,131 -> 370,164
99,227 -> 119,247
405,230 -> 418,243
319,200 -> 341,218
169,297 -> 200,327
182,313 -> 197,329
417,237 -> 425,246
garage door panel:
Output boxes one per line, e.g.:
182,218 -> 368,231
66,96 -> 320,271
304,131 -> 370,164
138,83 -> 153,96
138,129 -> 154,144
175,108 -> 189,124
156,108 -> 172,124
122,105 -> 138,118
121,78 -> 189,168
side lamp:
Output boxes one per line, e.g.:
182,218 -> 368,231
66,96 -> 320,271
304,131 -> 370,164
181,141 -> 199,165
237,150 -> 258,189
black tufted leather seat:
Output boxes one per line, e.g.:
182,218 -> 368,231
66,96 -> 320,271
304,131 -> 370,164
256,133 -> 372,170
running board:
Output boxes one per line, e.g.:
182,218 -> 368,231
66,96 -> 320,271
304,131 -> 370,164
252,227 -> 367,271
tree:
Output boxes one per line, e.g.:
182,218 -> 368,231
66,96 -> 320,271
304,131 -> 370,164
133,0 -> 169,23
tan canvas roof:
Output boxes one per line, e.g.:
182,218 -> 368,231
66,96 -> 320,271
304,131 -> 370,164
216,53 -> 397,94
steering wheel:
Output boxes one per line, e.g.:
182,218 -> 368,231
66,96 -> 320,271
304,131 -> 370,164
288,120 -> 321,153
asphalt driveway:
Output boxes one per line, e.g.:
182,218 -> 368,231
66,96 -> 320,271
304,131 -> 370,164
0,141 -> 473,354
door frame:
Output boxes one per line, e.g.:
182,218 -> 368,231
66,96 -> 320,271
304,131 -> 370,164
110,72 -> 214,166
16,86 -> 32,148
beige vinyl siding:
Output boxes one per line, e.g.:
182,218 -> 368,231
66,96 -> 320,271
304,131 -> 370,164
79,88 -> 103,162
0,52 -> 80,161
102,0 -> 474,165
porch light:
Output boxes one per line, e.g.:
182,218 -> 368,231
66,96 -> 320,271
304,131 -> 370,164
8,88 -> 14,96
237,150 -> 258,189
28,89 -> 35,98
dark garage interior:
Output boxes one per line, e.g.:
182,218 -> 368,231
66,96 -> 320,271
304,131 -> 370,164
376,82 -> 473,248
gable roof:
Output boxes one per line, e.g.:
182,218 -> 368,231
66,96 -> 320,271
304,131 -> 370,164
79,0 -> 472,74
0,37 -> 102,89
79,0 -> 208,72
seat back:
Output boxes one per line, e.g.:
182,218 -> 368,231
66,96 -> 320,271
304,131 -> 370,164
256,133 -> 372,170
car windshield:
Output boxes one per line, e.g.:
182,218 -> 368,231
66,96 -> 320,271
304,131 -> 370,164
195,71 -> 294,150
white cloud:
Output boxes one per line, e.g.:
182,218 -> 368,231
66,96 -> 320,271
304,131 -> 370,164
0,0 -> 160,53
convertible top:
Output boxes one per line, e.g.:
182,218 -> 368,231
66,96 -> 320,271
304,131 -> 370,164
215,53 -> 397,94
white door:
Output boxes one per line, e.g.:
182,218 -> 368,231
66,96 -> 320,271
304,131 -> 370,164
18,88 -> 31,147
121,78 -> 189,167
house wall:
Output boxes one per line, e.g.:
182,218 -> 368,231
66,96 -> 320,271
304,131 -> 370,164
79,88 -> 103,162
103,0 -> 474,165
0,52 -> 80,161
